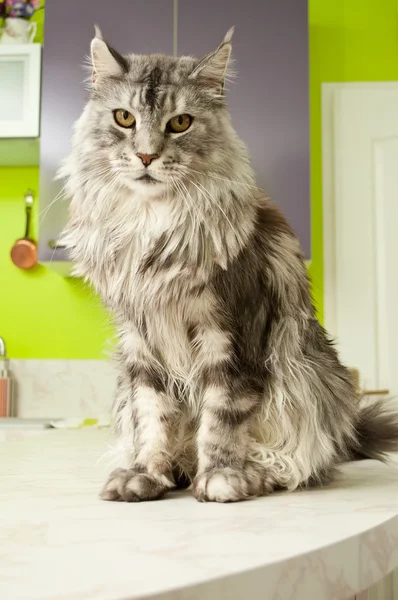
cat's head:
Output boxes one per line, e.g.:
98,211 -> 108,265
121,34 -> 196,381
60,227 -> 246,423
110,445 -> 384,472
78,26 -> 236,196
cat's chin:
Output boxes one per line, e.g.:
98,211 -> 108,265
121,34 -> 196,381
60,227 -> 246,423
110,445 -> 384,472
136,174 -> 161,185
127,178 -> 167,196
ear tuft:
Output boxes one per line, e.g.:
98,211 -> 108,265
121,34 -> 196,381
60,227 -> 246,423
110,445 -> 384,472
222,26 -> 235,45
90,27 -> 129,84
94,24 -> 103,40
189,27 -> 235,92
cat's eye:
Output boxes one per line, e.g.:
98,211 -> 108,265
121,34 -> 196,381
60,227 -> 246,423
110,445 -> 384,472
167,114 -> 192,133
113,109 -> 135,128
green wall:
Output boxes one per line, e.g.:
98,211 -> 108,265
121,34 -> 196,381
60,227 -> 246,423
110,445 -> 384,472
1,0 -> 398,358
308,0 -> 398,322
0,1 -> 112,358
0,168 -> 113,358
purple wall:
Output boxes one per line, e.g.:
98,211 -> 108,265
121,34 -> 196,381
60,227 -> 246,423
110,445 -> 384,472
39,0 -> 309,260
178,0 -> 310,256
38,0 -> 173,261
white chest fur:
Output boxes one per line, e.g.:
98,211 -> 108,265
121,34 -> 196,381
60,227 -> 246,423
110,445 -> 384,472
118,285 -> 224,386
67,188 -> 232,386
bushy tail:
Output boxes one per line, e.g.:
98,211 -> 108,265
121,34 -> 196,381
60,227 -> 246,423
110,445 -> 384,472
353,399 -> 398,461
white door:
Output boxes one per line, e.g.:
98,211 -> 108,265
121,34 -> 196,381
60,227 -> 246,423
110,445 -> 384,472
323,83 -> 398,402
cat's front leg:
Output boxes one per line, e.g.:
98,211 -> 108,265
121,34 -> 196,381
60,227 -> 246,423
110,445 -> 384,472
193,381 -> 265,503
100,365 -> 178,502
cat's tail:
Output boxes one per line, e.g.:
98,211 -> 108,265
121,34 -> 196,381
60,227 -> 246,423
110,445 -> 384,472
351,399 -> 398,461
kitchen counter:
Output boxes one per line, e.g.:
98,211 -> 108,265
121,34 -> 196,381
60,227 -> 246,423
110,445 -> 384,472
1,430 -> 398,600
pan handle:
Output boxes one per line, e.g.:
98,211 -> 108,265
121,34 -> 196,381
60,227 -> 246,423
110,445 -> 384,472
24,190 -> 34,239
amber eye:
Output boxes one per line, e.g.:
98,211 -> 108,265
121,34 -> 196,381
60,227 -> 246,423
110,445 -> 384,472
113,109 -> 135,128
167,114 -> 192,133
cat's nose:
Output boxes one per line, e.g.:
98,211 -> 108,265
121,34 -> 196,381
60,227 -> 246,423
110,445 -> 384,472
136,153 -> 159,167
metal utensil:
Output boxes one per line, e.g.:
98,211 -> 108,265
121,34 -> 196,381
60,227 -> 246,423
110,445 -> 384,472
0,338 -> 13,418
10,189 -> 38,270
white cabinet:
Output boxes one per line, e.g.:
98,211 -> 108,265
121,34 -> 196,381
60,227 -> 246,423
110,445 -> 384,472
0,44 -> 41,138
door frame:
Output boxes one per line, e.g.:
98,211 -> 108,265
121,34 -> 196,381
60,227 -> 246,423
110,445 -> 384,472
322,82 -> 398,388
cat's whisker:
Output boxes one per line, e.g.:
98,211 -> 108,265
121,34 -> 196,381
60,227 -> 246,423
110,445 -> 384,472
182,165 -> 264,193
54,168 -> 122,260
36,187 -> 68,228
37,164 -> 115,228
171,179 -> 198,247
180,181 -> 201,230
174,178 -> 200,229
186,177 -> 237,237
176,179 -> 212,256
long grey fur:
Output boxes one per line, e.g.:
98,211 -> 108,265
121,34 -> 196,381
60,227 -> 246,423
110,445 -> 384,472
59,28 -> 398,502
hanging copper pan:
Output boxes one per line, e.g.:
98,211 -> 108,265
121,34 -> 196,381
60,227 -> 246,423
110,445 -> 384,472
10,189 -> 37,270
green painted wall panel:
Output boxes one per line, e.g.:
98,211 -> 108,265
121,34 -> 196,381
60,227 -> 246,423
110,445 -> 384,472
0,167 -> 113,358
308,0 -> 398,323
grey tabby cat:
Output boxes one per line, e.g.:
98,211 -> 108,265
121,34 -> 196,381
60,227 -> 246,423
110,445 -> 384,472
60,27 -> 398,503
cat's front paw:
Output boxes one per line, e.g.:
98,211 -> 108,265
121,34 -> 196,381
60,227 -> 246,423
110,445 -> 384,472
100,468 -> 172,502
193,468 -> 254,503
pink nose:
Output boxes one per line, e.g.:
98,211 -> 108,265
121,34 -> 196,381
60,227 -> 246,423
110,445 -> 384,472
136,153 -> 159,167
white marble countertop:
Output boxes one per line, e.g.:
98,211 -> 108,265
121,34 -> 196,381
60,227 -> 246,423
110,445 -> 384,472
1,430 -> 398,600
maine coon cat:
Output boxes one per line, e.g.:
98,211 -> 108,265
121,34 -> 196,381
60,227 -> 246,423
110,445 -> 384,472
60,27 -> 398,503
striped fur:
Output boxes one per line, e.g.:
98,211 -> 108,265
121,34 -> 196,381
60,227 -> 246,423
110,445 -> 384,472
60,28 -> 398,503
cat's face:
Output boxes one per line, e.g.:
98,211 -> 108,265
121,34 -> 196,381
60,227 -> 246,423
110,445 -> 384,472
81,29 -> 234,197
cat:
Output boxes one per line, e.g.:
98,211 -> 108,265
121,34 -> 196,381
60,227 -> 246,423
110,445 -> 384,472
59,26 -> 398,503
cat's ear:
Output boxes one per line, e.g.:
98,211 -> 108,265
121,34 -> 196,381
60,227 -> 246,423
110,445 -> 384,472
189,27 -> 234,91
90,25 -> 129,84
